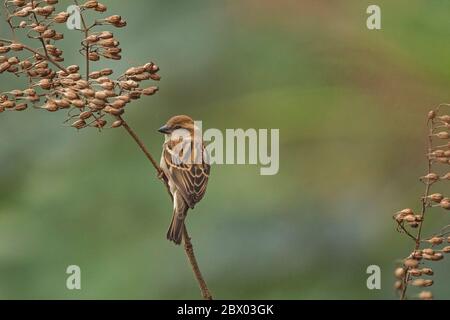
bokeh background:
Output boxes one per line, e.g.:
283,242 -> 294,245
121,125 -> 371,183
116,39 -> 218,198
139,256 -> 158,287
1,0 -> 450,299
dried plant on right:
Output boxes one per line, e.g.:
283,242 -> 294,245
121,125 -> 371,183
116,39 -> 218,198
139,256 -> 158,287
394,105 -> 450,300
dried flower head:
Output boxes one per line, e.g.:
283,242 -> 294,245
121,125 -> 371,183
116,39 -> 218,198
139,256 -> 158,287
0,0 -> 160,130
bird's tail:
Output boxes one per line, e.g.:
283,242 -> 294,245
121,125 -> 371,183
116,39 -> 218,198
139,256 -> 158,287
166,197 -> 188,245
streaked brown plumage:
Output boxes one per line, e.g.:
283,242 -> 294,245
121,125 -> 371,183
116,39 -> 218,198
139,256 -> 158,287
158,115 -> 210,244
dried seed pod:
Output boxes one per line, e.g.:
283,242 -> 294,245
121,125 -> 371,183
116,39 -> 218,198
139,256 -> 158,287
111,119 -> 123,128
79,111 -> 93,120
394,280 -> 402,290
428,237 -> 444,246
104,106 -> 124,116
429,109 -> 441,119
421,268 -> 434,275
88,52 -> 100,61
421,173 -> 439,183
83,0 -> 99,9
408,268 -> 422,276
71,119 -> 86,129
100,68 -> 113,76
436,131 -> 450,139
95,3 -> 107,12
66,65 -> 80,74
105,15 -> 122,24
142,86 -> 159,96
422,248 -> 434,255
404,259 -> 419,268
439,115 -> 450,123
54,12 -> 69,23
428,193 -> 443,203
71,99 -> 85,108
89,71 -> 101,79
441,172 -> 450,180
411,279 -> 433,287
394,267 -> 405,278
412,250 -> 423,260
435,157 -> 448,164
419,291 -> 433,300
439,198 -> 450,209
442,246 -> 450,253
14,103 -> 27,111
10,43 -> 24,51
80,88 -> 95,97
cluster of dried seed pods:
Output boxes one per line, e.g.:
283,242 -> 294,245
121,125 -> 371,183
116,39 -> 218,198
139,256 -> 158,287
394,106 -> 450,300
0,0 -> 159,129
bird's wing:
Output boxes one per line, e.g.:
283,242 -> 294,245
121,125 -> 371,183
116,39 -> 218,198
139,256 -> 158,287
163,141 -> 210,208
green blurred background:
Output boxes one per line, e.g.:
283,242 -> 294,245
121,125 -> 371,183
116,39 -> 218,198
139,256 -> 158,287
1,0 -> 450,299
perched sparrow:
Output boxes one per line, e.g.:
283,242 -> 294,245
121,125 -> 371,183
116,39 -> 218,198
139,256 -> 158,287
158,115 -> 210,244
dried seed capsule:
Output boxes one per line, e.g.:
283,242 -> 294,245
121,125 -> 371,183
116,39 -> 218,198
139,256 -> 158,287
111,99 -> 125,109
95,3 -> 107,12
71,119 -> 86,129
439,115 -> 450,123
10,43 -> 24,51
0,62 -> 11,73
394,280 -> 402,290
428,111 -> 436,119
436,131 -> 450,139
149,73 -> 161,81
394,267 -> 405,278
421,173 -> 439,183
432,150 -> 445,157
404,215 -> 416,223
419,291 -> 433,300
14,103 -> 27,111
71,99 -> 85,108
412,250 -> 423,260
111,119 -> 123,128
105,15 -> 122,24
428,237 -> 444,246
431,253 -> 444,261
84,0 -> 99,9
79,111 -> 92,120
55,99 -> 71,109
408,268 -> 422,276
80,88 -> 95,97
428,193 -> 443,203
442,246 -> 450,253
422,248 -> 434,255
100,68 -> 113,76
440,198 -> 450,209
104,106 -> 124,116
89,71 -> 101,79
404,259 -> 419,268
88,52 -> 100,61
67,65 -> 80,73
411,279 -> 433,287
435,157 -> 448,164
142,86 -> 159,96
441,172 -> 450,180
421,268 -> 434,275
54,12 -> 69,23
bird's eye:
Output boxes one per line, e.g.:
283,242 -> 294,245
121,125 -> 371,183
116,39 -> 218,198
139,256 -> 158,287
174,125 -> 181,130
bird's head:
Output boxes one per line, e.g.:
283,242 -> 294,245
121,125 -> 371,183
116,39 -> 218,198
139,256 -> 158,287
158,115 -> 194,135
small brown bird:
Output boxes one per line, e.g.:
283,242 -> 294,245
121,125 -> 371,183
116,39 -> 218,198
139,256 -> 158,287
158,115 -> 210,244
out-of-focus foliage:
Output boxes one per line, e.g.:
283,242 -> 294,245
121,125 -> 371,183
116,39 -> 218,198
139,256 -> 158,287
0,0 -> 449,299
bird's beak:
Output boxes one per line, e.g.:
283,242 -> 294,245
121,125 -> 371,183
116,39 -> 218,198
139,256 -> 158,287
158,125 -> 171,134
